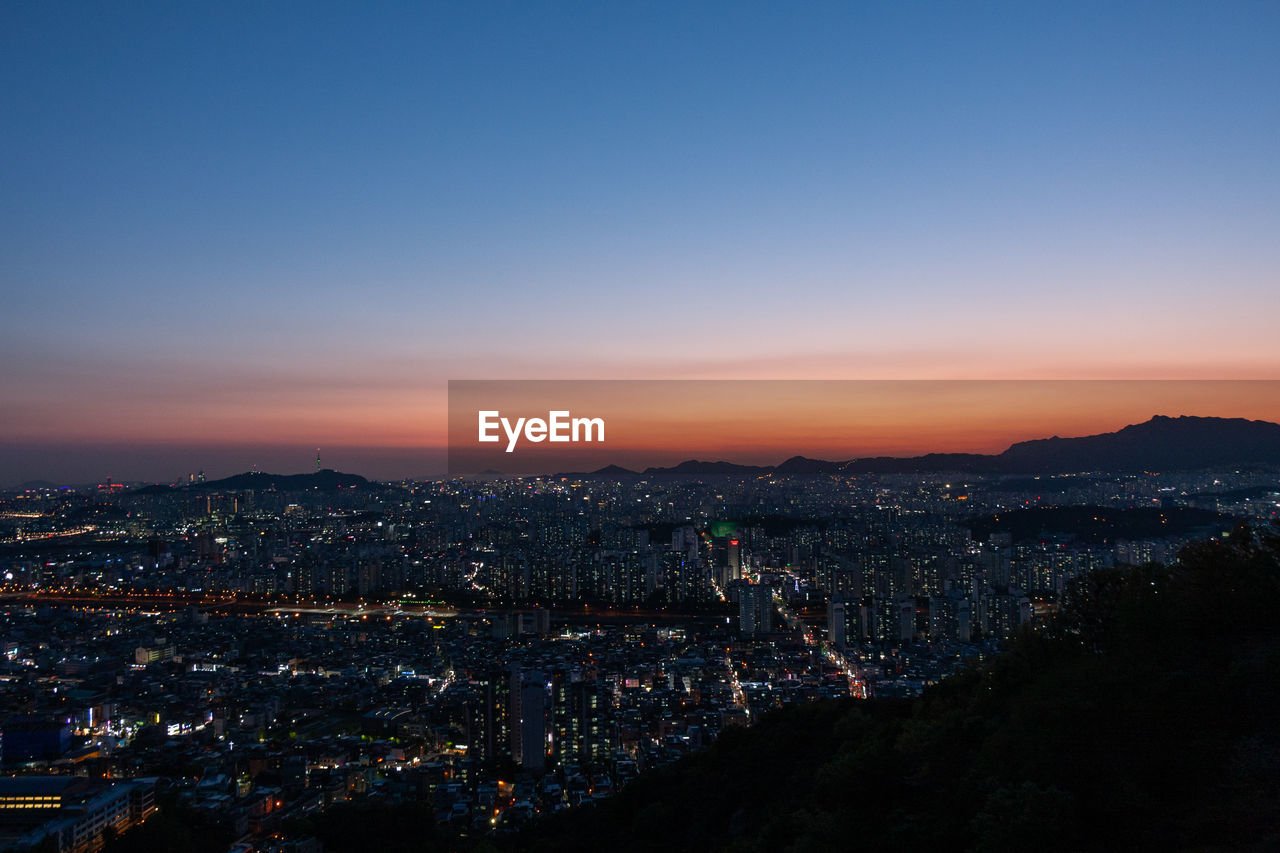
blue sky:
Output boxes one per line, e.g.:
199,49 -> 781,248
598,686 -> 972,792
2,1 -> 1278,481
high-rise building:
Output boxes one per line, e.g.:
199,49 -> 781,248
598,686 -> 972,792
829,594 -> 847,649
552,674 -> 610,769
928,590 -> 972,643
738,582 -> 774,638
510,669 -> 549,773
467,666 -> 511,764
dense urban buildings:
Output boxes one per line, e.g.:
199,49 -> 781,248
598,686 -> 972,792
0,461 -> 1271,850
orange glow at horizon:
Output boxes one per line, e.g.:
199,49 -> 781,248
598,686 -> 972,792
448,380 -> 1280,473
7,379 -> 1280,465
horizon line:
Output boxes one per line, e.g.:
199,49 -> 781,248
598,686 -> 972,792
10,412 -> 1279,487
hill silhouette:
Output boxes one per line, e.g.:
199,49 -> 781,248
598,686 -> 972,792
196,469 -> 370,491
127,469 -> 373,494
998,414 -> 1280,472
556,416 -> 1280,478
643,459 -> 771,476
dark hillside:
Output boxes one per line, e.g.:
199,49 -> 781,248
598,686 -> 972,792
515,525 -> 1280,852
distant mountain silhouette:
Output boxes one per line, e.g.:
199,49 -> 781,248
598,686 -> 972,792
643,459 -> 771,476
592,464 -> 642,477
552,416 -> 1280,478
542,464 -> 642,479
14,479 -> 61,490
997,415 -> 1280,472
132,483 -> 177,495
842,452 -> 996,474
774,455 -> 843,474
190,469 -> 371,492
457,469 -> 509,481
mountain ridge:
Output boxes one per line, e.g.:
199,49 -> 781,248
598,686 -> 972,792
130,469 -> 373,494
549,415 -> 1280,478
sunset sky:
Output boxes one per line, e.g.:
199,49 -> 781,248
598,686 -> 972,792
3,3 -> 1279,483
448,380 -> 1280,475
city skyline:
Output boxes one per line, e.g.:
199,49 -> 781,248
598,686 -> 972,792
0,448 -> 1272,850
3,5 -> 1277,849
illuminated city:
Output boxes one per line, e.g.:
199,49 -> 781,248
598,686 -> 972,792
3,2 -> 1279,850
0,432 -> 1277,848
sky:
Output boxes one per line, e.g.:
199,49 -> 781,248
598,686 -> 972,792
447,380 -> 1280,475
2,2 -> 1279,483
